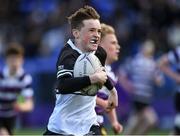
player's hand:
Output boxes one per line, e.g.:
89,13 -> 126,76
13,102 -> 20,112
89,67 -> 107,85
112,121 -> 123,134
107,87 -> 118,109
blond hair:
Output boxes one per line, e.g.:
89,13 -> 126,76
100,23 -> 115,40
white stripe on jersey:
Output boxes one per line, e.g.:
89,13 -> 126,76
0,92 -> 17,100
57,69 -> 73,74
57,69 -> 73,78
21,88 -> 34,98
57,72 -> 73,78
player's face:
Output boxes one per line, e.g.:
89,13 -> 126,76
6,55 -> 23,74
78,19 -> 101,52
100,34 -> 120,64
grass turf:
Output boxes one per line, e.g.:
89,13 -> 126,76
14,128 -> 170,135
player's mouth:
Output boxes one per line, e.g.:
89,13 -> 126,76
116,50 -> 120,54
90,37 -> 99,45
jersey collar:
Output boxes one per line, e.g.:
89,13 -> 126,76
67,39 -> 83,54
3,66 -> 24,78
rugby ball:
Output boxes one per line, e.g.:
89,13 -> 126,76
74,53 -> 102,95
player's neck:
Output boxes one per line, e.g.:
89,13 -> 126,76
75,40 -> 86,53
9,70 -> 17,76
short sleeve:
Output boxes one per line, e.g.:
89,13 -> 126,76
21,74 -> 34,99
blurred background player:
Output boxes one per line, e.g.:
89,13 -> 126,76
122,39 -> 163,135
95,23 -> 123,135
158,45 -> 180,135
0,44 -> 34,135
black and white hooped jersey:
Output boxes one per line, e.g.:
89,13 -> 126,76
0,67 -> 33,117
124,53 -> 162,104
55,39 -> 107,94
47,39 -> 107,135
167,46 -> 180,92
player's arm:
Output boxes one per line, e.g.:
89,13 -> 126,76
96,83 -> 118,109
107,87 -> 118,108
107,109 -> 123,134
96,97 -> 110,112
14,98 -> 34,112
57,68 -> 107,94
95,46 -> 118,107
56,52 -> 107,94
154,66 -> 164,86
158,54 -> 180,83
95,46 -> 114,90
57,76 -> 91,93
15,75 -> 34,112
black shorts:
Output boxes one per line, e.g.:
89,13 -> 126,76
43,125 -> 102,135
174,92 -> 180,112
0,116 -> 16,135
133,101 -> 149,112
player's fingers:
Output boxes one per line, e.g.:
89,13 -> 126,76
96,66 -> 105,72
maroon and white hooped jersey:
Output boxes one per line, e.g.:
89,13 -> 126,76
0,67 -> 33,117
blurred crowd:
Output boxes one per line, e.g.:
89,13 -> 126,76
0,0 -> 180,59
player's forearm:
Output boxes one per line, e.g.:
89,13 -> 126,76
161,66 -> 180,83
108,87 -> 118,108
108,109 -> 118,125
160,65 -> 180,83
96,97 -> 108,108
56,76 -> 91,94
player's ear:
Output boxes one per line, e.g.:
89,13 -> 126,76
72,29 -> 80,39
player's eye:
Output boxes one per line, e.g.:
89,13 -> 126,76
89,29 -> 94,32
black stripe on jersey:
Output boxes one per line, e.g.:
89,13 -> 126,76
0,86 -> 21,93
0,107 -> 14,111
18,73 -> 26,81
0,72 -> 3,79
0,99 -> 15,104
24,84 -> 32,89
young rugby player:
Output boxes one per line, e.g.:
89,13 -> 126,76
96,23 -> 123,135
123,40 -> 163,135
0,44 -> 34,135
44,6 -> 118,135
158,46 -> 180,135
